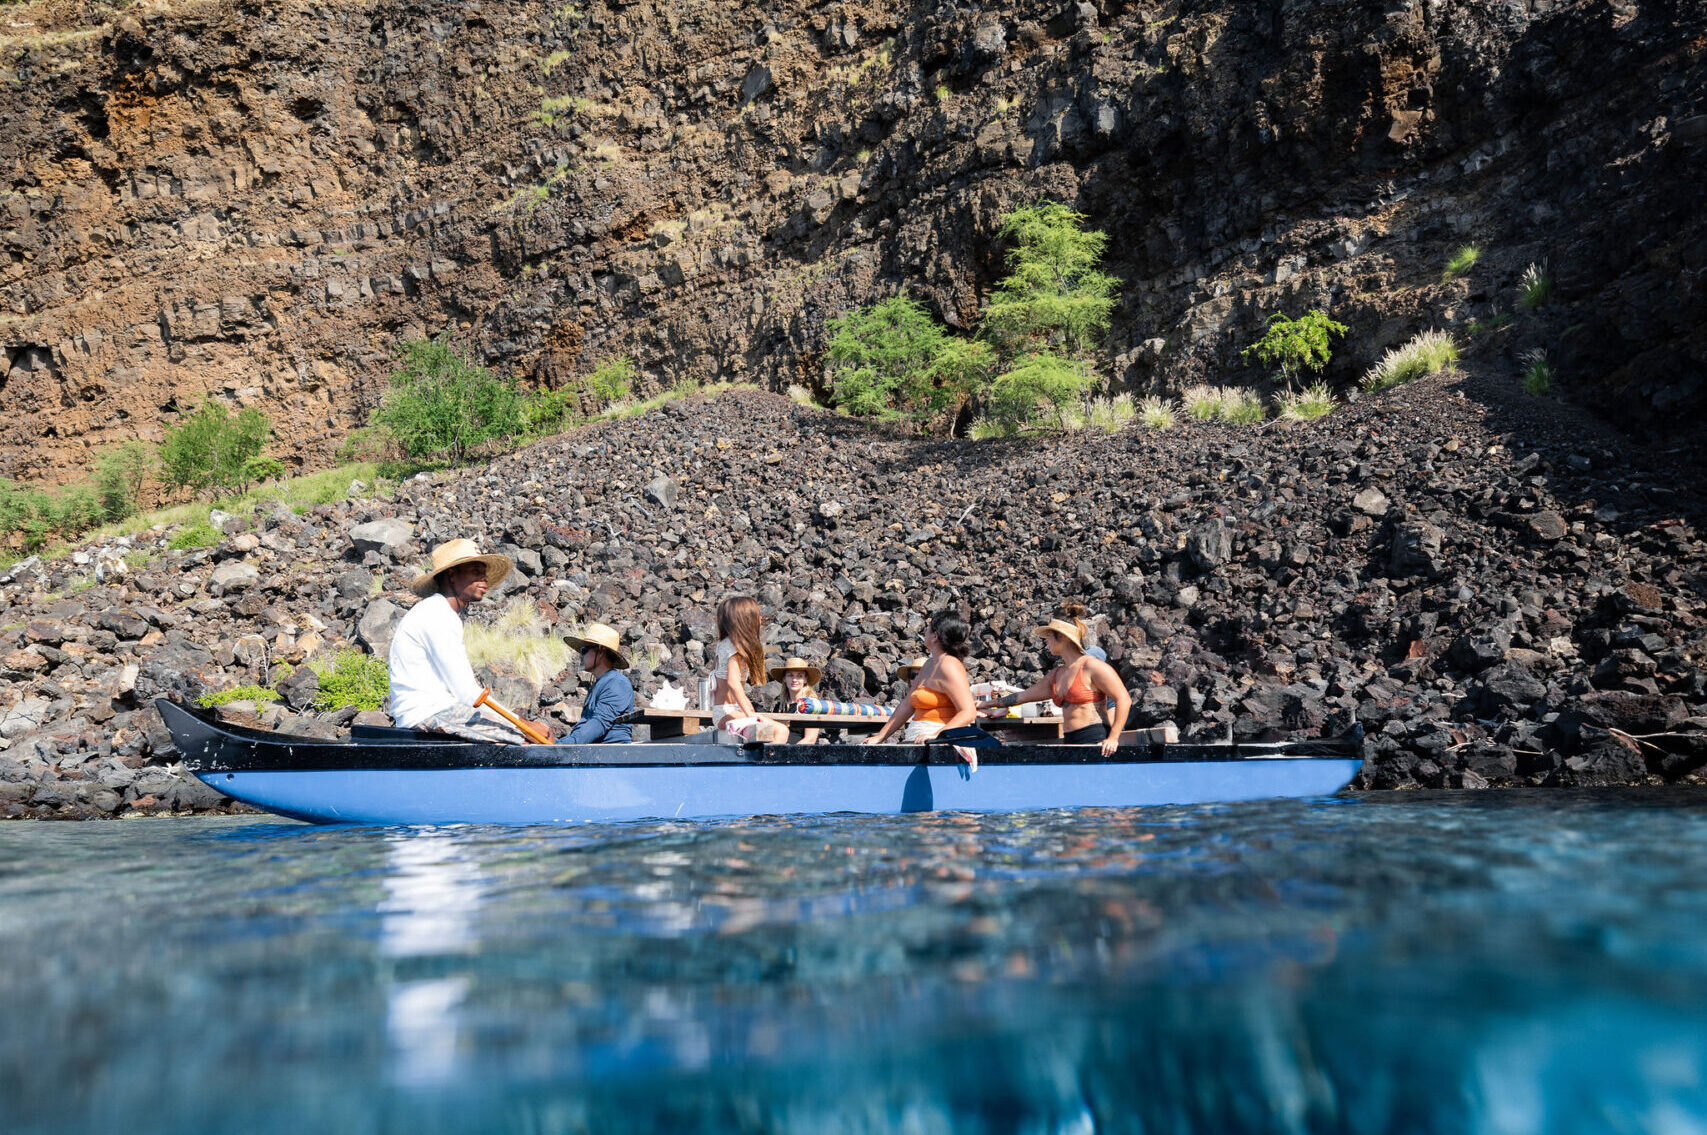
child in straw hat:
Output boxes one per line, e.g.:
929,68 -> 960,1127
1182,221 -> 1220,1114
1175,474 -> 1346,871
769,656 -> 823,745
562,623 -> 635,744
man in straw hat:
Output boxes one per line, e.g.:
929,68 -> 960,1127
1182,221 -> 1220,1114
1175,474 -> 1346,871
388,537 -> 538,743
561,623 -> 635,744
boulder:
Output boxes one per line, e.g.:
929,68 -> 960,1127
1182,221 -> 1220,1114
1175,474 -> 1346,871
350,518 -> 414,556
357,598 -> 405,658
209,562 -> 259,593
1352,487 -> 1391,517
645,475 -> 678,510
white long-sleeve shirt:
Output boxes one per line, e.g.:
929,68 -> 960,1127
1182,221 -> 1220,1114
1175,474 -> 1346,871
387,593 -> 482,728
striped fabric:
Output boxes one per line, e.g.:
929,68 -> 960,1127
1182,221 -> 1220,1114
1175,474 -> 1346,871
795,697 -> 894,717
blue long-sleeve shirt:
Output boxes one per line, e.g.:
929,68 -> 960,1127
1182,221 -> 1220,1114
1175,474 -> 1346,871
564,669 -> 634,744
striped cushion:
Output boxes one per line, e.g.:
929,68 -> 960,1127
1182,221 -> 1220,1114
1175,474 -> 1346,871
795,697 -> 894,717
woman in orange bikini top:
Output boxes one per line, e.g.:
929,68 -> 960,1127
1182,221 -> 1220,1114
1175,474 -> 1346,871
865,612 -> 978,761
976,614 -> 1133,757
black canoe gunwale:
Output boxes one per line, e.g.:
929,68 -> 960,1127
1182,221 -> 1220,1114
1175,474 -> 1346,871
156,698 -> 1364,774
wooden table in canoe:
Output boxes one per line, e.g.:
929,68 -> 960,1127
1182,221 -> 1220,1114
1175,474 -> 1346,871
155,699 -> 1363,827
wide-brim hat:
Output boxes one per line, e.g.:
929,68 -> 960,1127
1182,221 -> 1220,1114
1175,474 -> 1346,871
565,622 -> 632,670
409,538 -> 514,598
1032,619 -> 1085,651
897,656 -> 928,681
768,656 -> 821,684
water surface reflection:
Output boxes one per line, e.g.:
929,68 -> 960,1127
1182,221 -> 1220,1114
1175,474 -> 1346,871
0,791 -> 1701,1133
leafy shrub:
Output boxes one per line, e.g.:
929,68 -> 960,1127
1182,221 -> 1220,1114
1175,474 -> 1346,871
584,356 -> 634,407
94,442 -> 151,522
1241,310 -> 1348,389
1521,349 -> 1553,394
466,601 -> 572,688
159,400 -> 271,499
826,295 -> 991,430
242,456 -> 286,488
0,479 -> 53,550
199,685 -> 280,709
988,352 -> 1095,429
1518,262 -> 1552,310
1276,382 -> 1338,421
368,339 -> 529,465
51,486 -> 104,536
1218,388 -> 1266,424
1363,329 -> 1459,392
1138,396 -> 1177,430
310,650 -> 391,712
168,522 -> 222,550
1443,244 -> 1481,279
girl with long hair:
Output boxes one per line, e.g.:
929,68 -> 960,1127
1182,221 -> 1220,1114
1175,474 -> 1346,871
711,595 -> 785,742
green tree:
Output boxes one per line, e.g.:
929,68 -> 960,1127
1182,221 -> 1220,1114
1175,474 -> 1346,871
827,295 -> 947,418
584,356 -> 634,406
1241,310 -> 1348,390
94,441 -> 152,522
368,339 -> 529,465
158,401 -> 271,499
983,203 -> 1119,362
988,352 -> 1095,429
825,296 -> 993,431
0,478 -> 52,550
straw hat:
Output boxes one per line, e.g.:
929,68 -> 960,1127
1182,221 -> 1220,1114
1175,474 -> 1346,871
409,538 -> 514,599
1032,619 -> 1086,651
564,623 -> 632,670
897,656 -> 928,681
768,656 -> 822,684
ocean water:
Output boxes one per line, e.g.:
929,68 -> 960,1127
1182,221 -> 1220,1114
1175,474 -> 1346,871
1,790 -> 1704,1134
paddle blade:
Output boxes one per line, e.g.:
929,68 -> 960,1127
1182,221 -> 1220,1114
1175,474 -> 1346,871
936,725 -> 1002,749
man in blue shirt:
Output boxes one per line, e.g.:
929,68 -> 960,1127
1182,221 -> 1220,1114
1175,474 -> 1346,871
562,624 -> 635,744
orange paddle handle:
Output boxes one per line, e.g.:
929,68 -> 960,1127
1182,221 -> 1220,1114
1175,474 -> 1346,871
473,687 -> 553,745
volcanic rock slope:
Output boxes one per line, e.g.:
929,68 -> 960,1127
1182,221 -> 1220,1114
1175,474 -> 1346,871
4,0 -> 1706,480
3,379 -> 1707,818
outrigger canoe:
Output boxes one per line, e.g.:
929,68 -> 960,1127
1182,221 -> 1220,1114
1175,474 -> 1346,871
155,698 -> 1364,826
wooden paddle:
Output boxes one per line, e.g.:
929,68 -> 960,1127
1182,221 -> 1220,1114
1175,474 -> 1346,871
473,688 -> 554,745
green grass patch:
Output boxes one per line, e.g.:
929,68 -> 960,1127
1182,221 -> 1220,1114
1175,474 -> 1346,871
310,650 -> 390,712
1518,262 -> 1552,310
1182,386 -> 1224,421
167,522 -> 222,551
1464,312 -> 1512,339
1362,329 -> 1459,393
466,601 -> 573,688
1218,388 -> 1266,425
1138,396 -> 1177,430
1443,244 -> 1481,280
198,685 -> 280,709
1275,382 -> 1338,421
1521,349 -> 1553,394
1063,395 -> 1136,434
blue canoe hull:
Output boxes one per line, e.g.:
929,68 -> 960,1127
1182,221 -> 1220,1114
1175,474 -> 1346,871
195,759 -> 1363,825
157,698 -> 1364,826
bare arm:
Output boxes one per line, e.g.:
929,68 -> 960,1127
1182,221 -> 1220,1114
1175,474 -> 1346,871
868,680 -> 916,744
977,674 -> 1056,715
1088,658 -> 1133,756
722,656 -> 756,718
939,657 -> 978,731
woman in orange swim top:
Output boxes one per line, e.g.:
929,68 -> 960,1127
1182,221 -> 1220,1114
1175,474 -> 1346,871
865,611 -> 978,760
977,613 -> 1132,756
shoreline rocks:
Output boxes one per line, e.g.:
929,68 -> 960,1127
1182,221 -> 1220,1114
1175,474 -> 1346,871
3,373 -> 1707,819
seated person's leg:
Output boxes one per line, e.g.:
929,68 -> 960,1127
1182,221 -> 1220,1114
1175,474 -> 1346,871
420,704 -> 528,745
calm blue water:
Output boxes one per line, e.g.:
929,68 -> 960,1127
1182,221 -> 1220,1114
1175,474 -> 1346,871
2,791 -> 1705,1134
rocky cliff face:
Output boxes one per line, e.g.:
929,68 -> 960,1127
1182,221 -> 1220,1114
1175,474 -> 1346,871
4,0 -> 1705,481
